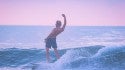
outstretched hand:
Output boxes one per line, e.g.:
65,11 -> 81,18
62,14 -> 66,17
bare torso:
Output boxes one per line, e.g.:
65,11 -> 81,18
47,28 -> 64,38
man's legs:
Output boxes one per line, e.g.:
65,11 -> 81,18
54,48 -> 60,59
46,48 -> 50,62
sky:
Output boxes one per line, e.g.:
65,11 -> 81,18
0,0 -> 125,26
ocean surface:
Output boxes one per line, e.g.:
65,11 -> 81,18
0,26 -> 125,70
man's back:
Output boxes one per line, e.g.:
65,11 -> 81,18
47,28 -> 64,38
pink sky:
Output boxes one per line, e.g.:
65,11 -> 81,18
0,0 -> 125,26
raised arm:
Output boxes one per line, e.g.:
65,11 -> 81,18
62,14 -> 67,30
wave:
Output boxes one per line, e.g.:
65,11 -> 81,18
50,46 -> 125,70
0,48 -> 43,67
93,46 -> 125,68
0,45 -> 125,70
0,45 -> 103,67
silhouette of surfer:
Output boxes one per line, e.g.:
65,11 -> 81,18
45,14 -> 67,62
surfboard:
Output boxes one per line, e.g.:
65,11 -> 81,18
49,59 -> 57,63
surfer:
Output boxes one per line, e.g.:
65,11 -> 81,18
45,14 -> 67,62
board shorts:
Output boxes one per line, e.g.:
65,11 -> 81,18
45,38 -> 57,48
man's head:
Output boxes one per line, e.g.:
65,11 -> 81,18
56,20 -> 62,27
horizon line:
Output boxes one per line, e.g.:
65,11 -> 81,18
0,25 -> 125,27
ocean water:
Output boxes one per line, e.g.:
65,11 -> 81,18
0,26 -> 125,70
